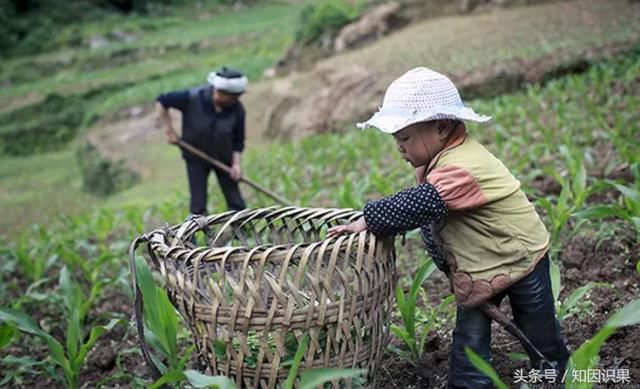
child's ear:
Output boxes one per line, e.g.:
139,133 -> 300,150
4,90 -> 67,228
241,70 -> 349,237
437,120 -> 452,139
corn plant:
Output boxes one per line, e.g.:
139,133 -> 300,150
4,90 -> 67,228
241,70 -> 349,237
54,242 -> 113,320
135,256 -> 192,379
537,146 -> 591,254
11,225 -> 58,283
574,180 -> 640,242
555,282 -> 612,321
549,256 -> 611,321
0,266 -> 120,389
565,299 -> 640,389
389,259 -> 437,365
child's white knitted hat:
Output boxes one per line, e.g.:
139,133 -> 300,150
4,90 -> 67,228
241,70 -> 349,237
357,67 -> 491,134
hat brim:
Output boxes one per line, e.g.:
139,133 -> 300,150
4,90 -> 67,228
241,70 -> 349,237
357,106 -> 491,134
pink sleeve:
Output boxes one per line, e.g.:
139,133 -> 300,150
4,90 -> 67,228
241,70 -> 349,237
427,165 -> 487,210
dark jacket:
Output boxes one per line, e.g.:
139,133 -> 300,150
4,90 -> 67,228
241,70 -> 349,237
157,84 -> 245,164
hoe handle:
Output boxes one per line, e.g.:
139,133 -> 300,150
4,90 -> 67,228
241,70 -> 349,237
176,139 -> 290,205
481,302 -> 554,367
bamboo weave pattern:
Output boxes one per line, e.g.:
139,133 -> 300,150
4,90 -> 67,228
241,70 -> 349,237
143,206 -> 396,388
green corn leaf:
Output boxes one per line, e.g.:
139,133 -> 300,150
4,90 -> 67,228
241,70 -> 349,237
556,183 -> 572,217
558,282 -> 610,320
135,256 -> 180,368
612,183 -> 640,204
387,344 -> 411,362
0,307 -> 69,372
395,285 -> 410,325
569,299 -> 640,377
66,307 -> 80,363
537,198 -> 553,217
149,370 -> 187,389
73,319 -> 121,372
636,258 -> 640,274
178,345 -> 196,371
299,368 -> 367,389
283,335 -> 309,389
573,205 -> 623,220
573,163 -> 587,205
631,217 -> 640,238
549,259 -> 561,304
183,370 -> 237,388
0,307 -> 55,343
506,352 -> 529,362
606,299 -> 640,327
464,347 -> 509,389
0,324 -> 17,350
390,324 -> 414,351
410,260 -> 435,300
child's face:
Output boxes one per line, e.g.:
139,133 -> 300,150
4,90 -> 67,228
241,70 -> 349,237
393,121 -> 446,167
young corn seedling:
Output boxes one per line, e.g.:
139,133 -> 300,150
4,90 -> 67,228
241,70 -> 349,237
0,266 -> 120,389
11,226 -> 58,284
548,255 -> 611,321
574,179 -> 640,243
537,146 -> 591,255
555,282 -> 612,322
389,259 -> 437,365
135,256 -> 199,386
565,299 -> 640,389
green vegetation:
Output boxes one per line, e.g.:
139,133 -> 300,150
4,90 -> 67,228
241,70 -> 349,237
1,1 -> 639,386
389,259 -> 454,365
0,268 -> 121,389
295,0 -> 362,44
76,141 -> 140,196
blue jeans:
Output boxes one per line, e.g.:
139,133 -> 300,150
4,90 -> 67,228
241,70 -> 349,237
448,254 -> 570,388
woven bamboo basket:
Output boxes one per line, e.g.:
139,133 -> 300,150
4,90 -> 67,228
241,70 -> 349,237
130,206 -> 396,388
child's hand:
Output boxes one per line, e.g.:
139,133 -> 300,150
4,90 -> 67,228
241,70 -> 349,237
327,217 -> 368,238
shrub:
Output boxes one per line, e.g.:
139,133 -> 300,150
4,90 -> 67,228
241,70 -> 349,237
295,0 -> 360,44
76,140 -> 139,197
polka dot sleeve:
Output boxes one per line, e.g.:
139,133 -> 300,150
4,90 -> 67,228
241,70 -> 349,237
363,183 -> 448,237
421,225 -> 449,274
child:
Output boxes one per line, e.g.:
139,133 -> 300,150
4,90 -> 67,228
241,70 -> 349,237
327,67 -> 570,388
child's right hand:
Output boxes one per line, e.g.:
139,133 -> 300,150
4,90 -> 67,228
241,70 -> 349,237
327,217 -> 368,238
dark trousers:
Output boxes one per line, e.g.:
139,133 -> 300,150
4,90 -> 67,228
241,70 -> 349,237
185,159 -> 246,215
448,254 -> 570,389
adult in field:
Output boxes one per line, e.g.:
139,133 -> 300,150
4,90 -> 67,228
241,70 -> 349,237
156,67 -> 248,215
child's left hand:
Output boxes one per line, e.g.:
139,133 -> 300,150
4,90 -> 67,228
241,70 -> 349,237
327,217 -> 368,238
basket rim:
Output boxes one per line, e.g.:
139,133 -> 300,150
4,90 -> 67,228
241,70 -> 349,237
148,206 -> 367,252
